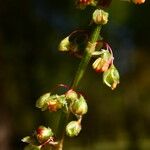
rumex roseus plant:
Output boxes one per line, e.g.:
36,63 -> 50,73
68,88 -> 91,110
22,0 -> 146,149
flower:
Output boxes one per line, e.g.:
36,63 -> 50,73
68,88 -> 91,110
36,93 -> 51,111
92,49 -> 113,73
36,126 -> 54,143
103,64 -> 120,90
66,121 -> 81,137
65,89 -> 78,101
36,93 -> 66,112
92,9 -> 109,25
58,36 -> 70,51
70,95 -> 88,116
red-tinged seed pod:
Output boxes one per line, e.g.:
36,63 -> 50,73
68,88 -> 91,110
36,126 -> 53,143
92,49 -> 113,73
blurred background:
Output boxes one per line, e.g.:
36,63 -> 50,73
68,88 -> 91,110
0,0 -> 150,149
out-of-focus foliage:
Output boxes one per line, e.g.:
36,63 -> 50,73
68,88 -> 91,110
0,0 -> 150,150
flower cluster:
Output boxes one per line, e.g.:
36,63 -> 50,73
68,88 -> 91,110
36,93 -> 67,112
36,90 -> 88,116
22,0 -> 146,149
92,45 -> 120,90
59,9 -> 120,90
22,89 -> 88,149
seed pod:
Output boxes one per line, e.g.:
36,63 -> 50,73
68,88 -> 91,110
92,49 -> 113,73
65,90 -> 78,101
66,121 -> 81,137
103,64 -> 120,90
36,126 -> 53,143
93,9 -> 109,25
36,93 -> 50,111
70,95 -> 88,116
58,36 -> 70,51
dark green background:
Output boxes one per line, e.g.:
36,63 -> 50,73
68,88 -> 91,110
0,0 -> 150,149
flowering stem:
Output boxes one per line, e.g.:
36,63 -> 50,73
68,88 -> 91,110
72,25 -> 102,89
55,25 -> 102,150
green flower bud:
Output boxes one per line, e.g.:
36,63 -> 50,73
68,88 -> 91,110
65,90 -> 78,101
22,134 -> 39,145
70,95 -> 88,116
22,136 -> 33,144
36,93 -> 66,112
66,121 -> 81,137
92,49 -> 113,73
93,9 -> 109,25
36,126 -> 53,143
58,36 -> 70,51
24,144 -> 41,150
36,93 -> 50,111
103,64 -> 120,90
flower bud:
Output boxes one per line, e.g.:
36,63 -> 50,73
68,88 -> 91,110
70,95 -> 88,116
92,49 -> 113,73
36,93 -> 50,111
36,126 -> 53,143
103,65 -> 120,90
36,93 -> 66,112
66,121 -> 81,137
22,136 -> 33,144
93,9 -> 109,25
58,36 -> 70,51
65,89 -> 78,101
132,0 -> 145,4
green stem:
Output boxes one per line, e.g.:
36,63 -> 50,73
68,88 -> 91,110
54,25 -> 102,150
72,25 -> 101,89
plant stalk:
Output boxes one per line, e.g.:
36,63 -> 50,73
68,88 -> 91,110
54,25 -> 102,150
72,25 -> 102,89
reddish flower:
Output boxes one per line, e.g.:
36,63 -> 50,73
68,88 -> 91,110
36,126 -> 53,143
92,49 -> 113,73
